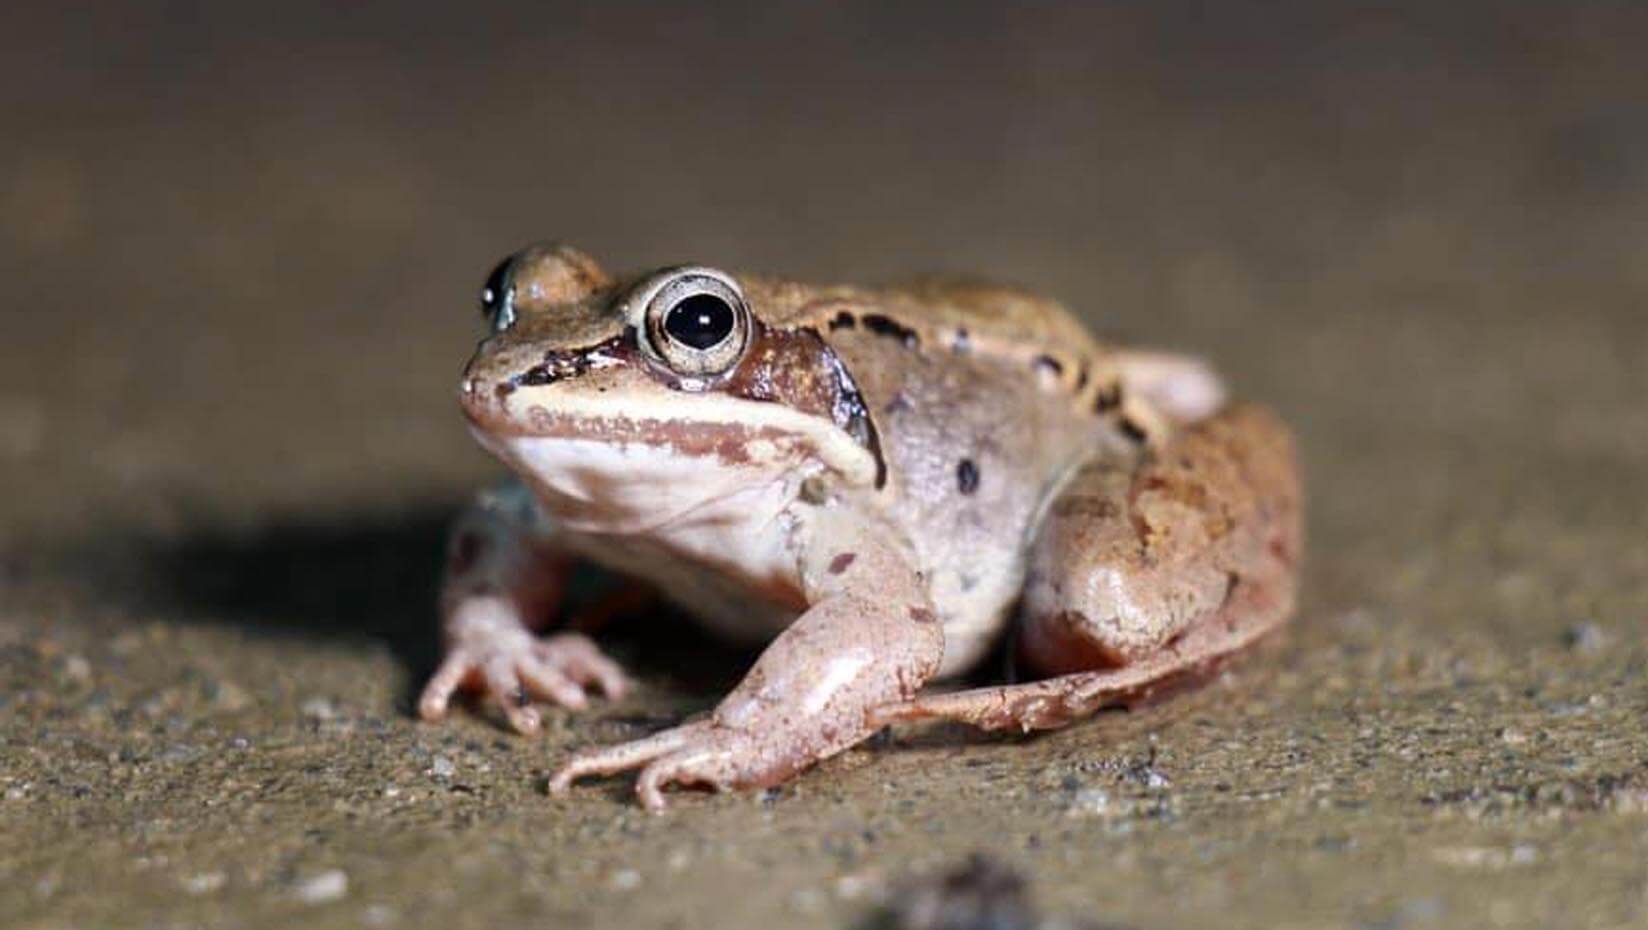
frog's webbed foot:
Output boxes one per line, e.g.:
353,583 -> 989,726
418,596 -> 628,735
549,719 -> 806,812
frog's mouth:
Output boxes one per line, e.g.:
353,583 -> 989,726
462,367 -> 880,533
460,328 -> 886,498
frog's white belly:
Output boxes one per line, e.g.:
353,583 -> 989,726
494,434 -> 811,641
494,433 -> 1027,676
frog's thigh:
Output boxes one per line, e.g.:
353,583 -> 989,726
872,405 -> 1302,733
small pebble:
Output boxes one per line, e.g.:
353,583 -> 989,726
608,868 -> 641,891
1562,622 -> 1606,654
835,873 -> 872,900
1065,788 -> 1113,818
208,679 -> 252,712
294,869 -> 349,904
429,756 -> 455,780
180,871 -> 226,895
62,655 -> 92,684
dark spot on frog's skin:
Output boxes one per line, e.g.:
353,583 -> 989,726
1093,382 -> 1122,413
1033,354 -> 1063,377
494,382 -> 516,399
957,458 -> 980,495
828,311 -> 857,331
1119,416 -> 1148,444
908,606 -> 938,625
449,531 -> 488,576
828,552 -> 857,575
861,314 -> 919,348
1074,362 -> 1090,392
884,393 -> 911,415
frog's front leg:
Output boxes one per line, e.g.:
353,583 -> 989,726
418,482 -> 628,734
549,520 -> 943,811
873,403 -> 1301,732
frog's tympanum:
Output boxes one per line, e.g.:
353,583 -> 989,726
419,244 -> 1302,810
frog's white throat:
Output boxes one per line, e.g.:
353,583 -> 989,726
474,427 -> 810,537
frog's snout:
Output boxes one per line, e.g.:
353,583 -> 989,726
456,363 -> 511,428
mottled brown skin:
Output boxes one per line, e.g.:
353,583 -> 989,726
418,243 -> 1304,810
872,404 -> 1302,731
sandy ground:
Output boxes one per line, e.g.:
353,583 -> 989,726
2,3 -> 1646,928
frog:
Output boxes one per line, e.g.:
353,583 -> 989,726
417,243 -> 1303,811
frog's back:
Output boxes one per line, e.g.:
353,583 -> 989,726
746,274 -> 1119,413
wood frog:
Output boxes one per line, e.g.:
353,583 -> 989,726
418,244 -> 1302,810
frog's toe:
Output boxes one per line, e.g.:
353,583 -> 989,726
635,748 -> 733,812
471,655 -> 540,733
552,723 -> 789,811
417,649 -> 478,722
533,633 -> 628,701
548,720 -> 711,796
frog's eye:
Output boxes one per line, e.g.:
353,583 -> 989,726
479,255 -> 518,333
640,269 -> 750,378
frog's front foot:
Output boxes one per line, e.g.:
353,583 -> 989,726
418,596 -> 628,734
549,718 -> 813,812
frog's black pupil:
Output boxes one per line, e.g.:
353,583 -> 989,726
480,257 -> 513,317
664,294 -> 736,350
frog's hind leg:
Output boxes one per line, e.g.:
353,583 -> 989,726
870,404 -> 1302,734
